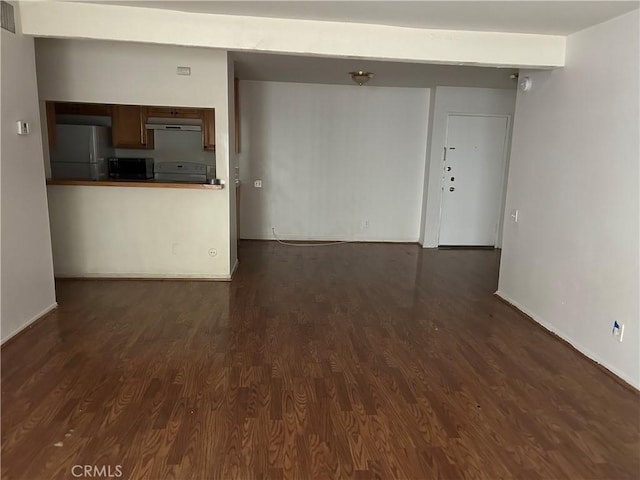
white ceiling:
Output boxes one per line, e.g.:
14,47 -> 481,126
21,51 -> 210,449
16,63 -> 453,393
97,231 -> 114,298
96,1 -> 639,35
75,1 -> 639,88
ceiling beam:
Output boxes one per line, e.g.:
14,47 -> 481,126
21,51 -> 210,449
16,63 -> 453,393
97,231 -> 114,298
20,1 -> 565,68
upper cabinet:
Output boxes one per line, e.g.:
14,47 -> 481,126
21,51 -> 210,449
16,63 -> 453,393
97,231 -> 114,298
45,102 -> 57,150
45,102 -> 217,152
111,105 -> 154,149
55,102 -> 112,116
202,109 -> 215,152
147,106 -> 202,119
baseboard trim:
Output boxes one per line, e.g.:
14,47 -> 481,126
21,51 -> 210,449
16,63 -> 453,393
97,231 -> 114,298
241,234 -> 419,243
494,291 -> 639,392
1,303 -> 58,346
55,273 -> 232,281
230,258 -> 240,279
240,238 -> 420,246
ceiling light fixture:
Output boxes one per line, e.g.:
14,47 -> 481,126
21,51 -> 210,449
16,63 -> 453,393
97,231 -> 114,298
518,76 -> 533,92
349,71 -> 374,86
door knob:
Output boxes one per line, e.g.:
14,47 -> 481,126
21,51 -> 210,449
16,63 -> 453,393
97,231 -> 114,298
449,187 -> 455,192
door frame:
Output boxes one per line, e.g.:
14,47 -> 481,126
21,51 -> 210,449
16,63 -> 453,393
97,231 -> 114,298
436,113 -> 512,247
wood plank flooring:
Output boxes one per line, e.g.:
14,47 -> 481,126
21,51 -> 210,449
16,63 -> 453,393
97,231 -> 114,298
2,241 -> 638,479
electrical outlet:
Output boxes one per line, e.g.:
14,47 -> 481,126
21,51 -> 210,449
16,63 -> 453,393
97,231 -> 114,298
612,321 -> 625,342
360,219 -> 370,229
254,180 -> 262,188
176,66 -> 191,76
208,248 -> 217,257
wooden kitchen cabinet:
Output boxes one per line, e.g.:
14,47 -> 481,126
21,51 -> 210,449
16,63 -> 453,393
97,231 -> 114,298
202,109 -> 215,151
45,101 -> 57,149
147,106 -> 202,119
111,105 -> 154,149
55,102 -> 111,116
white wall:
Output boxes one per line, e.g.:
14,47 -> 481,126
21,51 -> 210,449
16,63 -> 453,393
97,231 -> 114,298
1,2 -> 56,343
420,87 -> 517,247
47,186 -> 229,278
499,10 -> 640,388
35,38 -> 237,276
35,39 -> 227,109
238,81 -> 430,242
19,1 -> 566,69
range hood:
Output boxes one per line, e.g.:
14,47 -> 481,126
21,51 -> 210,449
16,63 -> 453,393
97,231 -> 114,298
145,117 -> 202,132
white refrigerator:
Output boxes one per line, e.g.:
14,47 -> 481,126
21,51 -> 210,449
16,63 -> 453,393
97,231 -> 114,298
50,125 -> 113,180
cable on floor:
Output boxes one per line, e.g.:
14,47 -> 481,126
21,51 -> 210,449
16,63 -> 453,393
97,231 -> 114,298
271,227 -> 354,247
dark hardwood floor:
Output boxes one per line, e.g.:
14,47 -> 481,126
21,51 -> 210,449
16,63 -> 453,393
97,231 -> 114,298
2,241 -> 638,479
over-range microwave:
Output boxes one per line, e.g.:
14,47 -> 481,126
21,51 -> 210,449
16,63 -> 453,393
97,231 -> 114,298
108,157 -> 154,180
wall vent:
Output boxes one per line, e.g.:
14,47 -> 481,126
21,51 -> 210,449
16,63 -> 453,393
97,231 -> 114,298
1,1 -> 15,33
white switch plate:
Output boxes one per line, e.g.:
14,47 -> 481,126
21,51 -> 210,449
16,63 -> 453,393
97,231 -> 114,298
613,322 -> 625,342
254,180 -> 262,188
16,121 -> 29,135
510,209 -> 519,223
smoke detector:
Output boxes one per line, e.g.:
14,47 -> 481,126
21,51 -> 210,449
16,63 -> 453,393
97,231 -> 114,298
518,76 -> 533,92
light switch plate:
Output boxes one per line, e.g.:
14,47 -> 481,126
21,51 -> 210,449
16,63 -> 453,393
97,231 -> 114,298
16,121 -> 29,135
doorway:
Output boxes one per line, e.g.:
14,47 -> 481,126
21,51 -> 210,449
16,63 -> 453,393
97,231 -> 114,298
438,114 -> 510,246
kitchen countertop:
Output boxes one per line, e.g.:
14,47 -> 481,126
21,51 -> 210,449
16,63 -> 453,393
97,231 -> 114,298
46,179 -> 224,190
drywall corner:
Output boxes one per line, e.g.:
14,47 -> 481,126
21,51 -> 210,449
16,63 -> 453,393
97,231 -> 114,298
1,1 -> 57,343
419,88 -> 436,247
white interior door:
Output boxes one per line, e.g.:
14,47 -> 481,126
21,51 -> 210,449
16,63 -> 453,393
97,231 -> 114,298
438,114 -> 509,246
